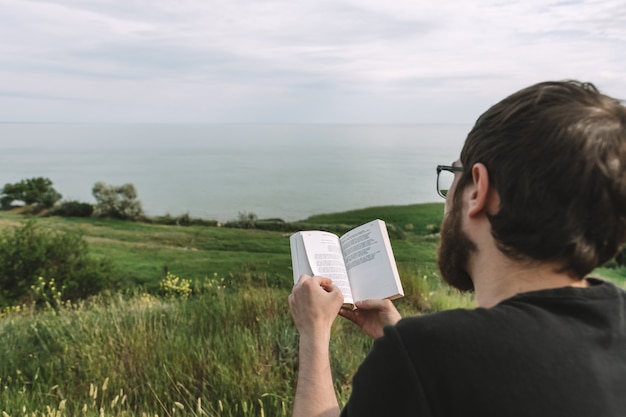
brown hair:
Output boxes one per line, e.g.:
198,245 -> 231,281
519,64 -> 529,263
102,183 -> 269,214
459,80 -> 626,277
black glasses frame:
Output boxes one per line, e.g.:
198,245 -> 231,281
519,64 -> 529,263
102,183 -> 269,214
436,165 -> 463,199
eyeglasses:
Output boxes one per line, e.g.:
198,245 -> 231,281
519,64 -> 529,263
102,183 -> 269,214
436,165 -> 463,199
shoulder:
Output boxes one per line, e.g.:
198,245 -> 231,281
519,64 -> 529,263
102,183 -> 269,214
342,317 -> 432,415
392,278 -> 626,356
393,307 -> 504,347
345,280 -> 626,416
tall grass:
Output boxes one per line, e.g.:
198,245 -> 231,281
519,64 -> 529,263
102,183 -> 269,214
0,274 -> 293,416
0,266 -> 470,417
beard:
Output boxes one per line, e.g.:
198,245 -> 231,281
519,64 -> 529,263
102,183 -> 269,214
437,191 -> 477,292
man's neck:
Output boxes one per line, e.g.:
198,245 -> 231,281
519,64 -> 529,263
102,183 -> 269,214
470,250 -> 588,308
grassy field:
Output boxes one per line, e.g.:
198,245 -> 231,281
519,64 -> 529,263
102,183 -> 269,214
0,204 -> 624,416
0,203 -> 446,292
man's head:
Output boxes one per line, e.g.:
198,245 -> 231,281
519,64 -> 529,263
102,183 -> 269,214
439,80 -> 626,290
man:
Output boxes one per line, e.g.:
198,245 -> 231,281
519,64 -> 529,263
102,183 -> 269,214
289,80 -> 626,417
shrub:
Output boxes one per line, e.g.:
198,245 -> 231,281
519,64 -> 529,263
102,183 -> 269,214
92,182 -> 144,220
0,220 -> 115,307
53,200 -> 94,218
224,212 -> 259,229
148,213 -> 219,227
425,223 -> 441,234
385,223 -> 406,240
0,177 -> 62,209
159,272 -> 192,300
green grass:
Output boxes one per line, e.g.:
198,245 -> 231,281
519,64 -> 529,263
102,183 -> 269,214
593,266 -> 626,286
0,212 -> 294,291
0,204 -> 446,294
304,202 -> 444,231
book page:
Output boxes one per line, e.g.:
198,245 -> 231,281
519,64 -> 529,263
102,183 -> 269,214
299,231 -> 354,305
340,220 -> 403,302
290,233 -> 313,283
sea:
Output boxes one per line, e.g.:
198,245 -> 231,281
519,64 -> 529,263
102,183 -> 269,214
0,124 -> 470,222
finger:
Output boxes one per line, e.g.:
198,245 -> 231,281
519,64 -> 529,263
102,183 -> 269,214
315,276 -> 334,288
338,308 -> 357,322
323,283 -> 345,306
296,274 -> 334,289
299,276 -> 330,292
355,298 -> 392,311
295,274 -> 313,285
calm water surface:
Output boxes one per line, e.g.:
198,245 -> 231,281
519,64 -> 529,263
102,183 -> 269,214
0,124 -> 469,221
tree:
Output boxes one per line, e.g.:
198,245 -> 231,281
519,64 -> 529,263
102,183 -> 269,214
0,177 -> 62,209
237,211 -> 258,229
92,182 -> 144,220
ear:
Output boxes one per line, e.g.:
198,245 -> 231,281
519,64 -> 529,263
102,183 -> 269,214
467,163 -> 497,217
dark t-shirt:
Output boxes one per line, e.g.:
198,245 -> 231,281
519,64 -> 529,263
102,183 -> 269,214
340,278 -> 626,416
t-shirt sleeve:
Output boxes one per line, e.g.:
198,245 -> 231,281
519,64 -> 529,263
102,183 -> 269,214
340,325 -> 432,417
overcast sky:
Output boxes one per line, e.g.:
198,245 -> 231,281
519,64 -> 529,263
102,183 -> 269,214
1,0 -> 625,123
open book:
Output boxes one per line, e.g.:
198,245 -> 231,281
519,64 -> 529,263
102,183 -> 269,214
290,219 -> 404,309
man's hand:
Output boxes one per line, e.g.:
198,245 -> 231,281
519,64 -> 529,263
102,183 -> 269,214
289,274 -> 344,339
289,274 -> 344,417
339,298 -> 401,339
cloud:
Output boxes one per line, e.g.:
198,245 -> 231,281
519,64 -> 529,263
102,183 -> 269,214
0,0 -> 625,122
